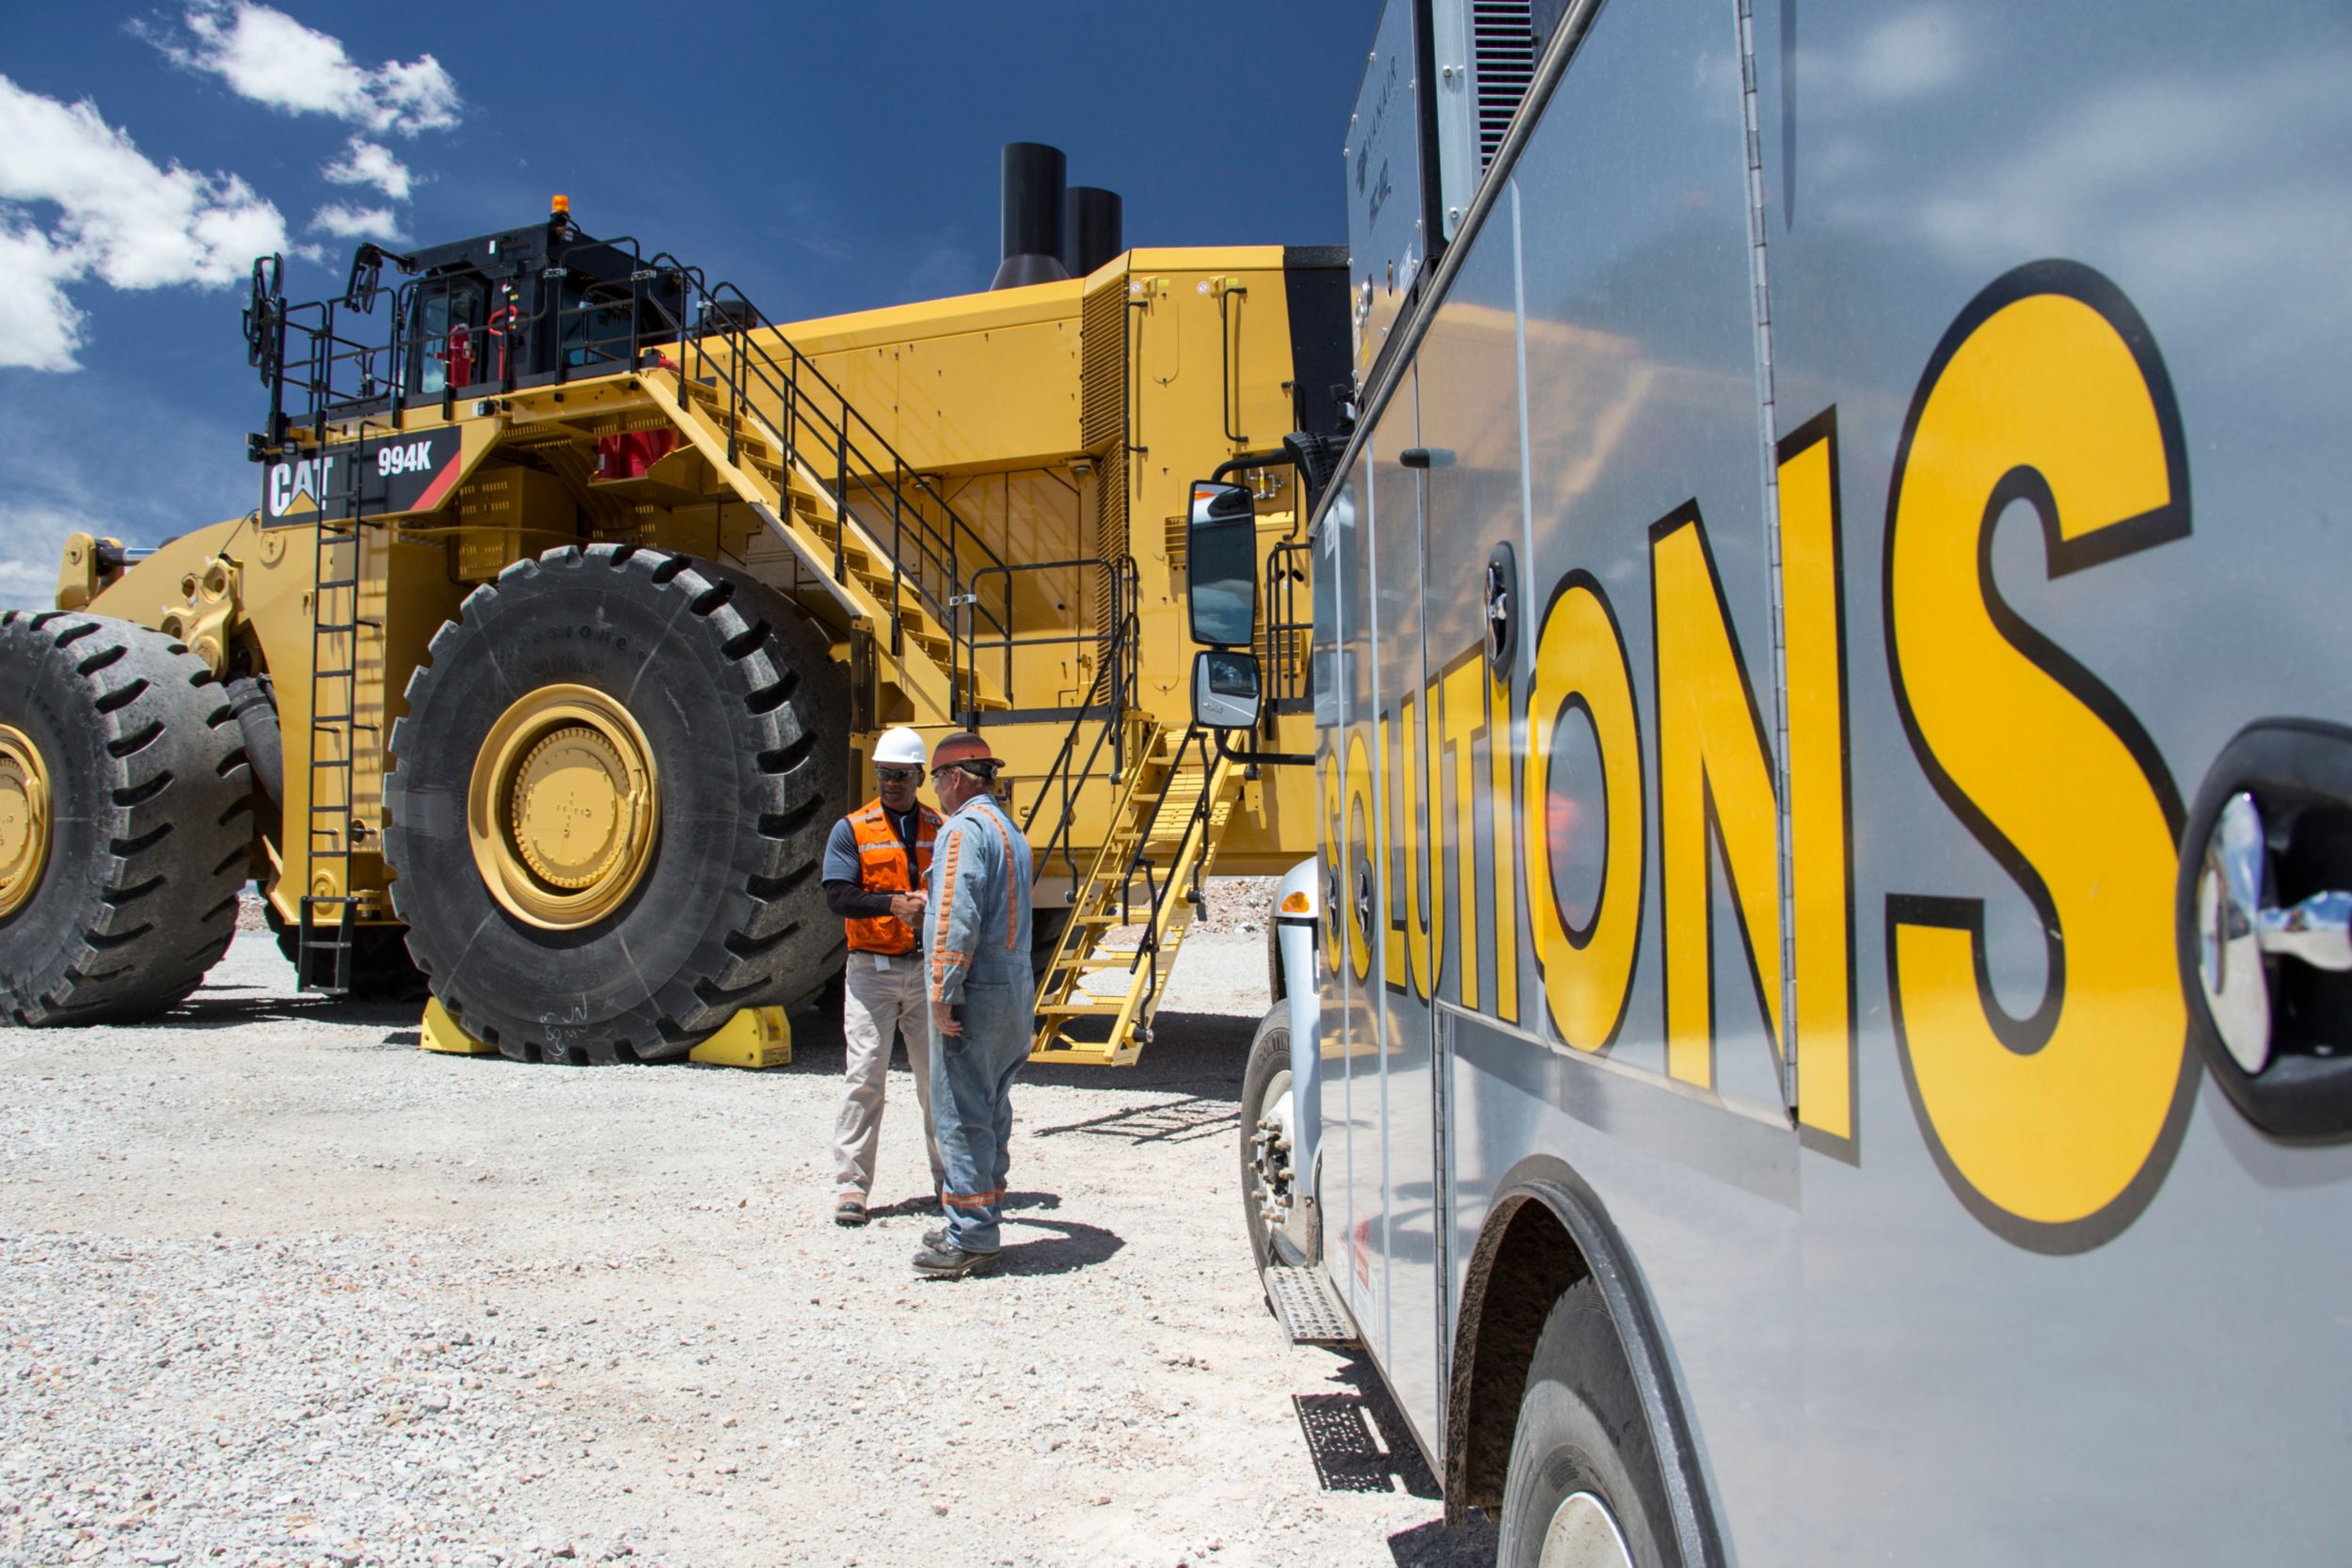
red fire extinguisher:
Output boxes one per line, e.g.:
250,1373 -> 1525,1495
443,322 -> 474,388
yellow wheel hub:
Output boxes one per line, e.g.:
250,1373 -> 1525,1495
0,725 -> 51,920
468,686 -> 660,930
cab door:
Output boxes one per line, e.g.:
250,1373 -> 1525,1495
1363,371 -> 1448,1446
407,277 -> 486,398
1324,397 -> 1390,1373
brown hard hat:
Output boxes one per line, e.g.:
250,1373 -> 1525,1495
930,732 -> 1001,776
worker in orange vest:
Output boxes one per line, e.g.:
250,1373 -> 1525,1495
823,726 -> 946,1226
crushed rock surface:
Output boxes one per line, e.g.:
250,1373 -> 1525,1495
0,917 -> 1497,1568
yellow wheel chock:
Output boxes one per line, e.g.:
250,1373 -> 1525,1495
419,997 -> 790,1068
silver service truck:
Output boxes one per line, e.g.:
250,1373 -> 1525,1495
1185,0 -> 2352,1562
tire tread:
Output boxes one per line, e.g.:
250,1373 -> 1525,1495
382,546 -> 846,1063
0,611 -> 252,1025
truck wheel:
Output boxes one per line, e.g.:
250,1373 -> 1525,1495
1030,905 -> 1072,971
1496,1279 -> 1676,1568
381,545 -> 846,1063
260,901 -> 427,1002
0,611 -> 253,1025
1240,1004 -> 1318,1281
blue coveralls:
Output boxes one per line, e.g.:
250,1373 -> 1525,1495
921,790 -> 1036,1254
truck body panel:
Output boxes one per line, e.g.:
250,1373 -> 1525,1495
1308,0 -> 2352,1558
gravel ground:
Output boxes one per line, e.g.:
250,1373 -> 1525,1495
0,904 -> 1499,1568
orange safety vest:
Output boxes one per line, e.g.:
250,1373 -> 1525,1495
844,798 -> 939,956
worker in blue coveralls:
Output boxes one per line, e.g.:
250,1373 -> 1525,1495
912,731 -> 1035,1279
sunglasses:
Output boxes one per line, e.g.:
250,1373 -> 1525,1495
930,760 -> 997,783
875,766 -> 922,784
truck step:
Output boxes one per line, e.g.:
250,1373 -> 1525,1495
1265,1265 -> 1359,1348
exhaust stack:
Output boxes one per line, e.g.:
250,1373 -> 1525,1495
990,143 -> 1072,291
1060,186 -> 1123,278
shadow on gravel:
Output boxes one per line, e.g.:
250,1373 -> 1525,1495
998,1214 -> 1125,1275
1288,1354 -> 1501,1560
156,987 -> 1260,1099
780,1006 -> 1256,1103
1387,1513 -> 1502,1567
143,990 -> 422,1037
1028,1095 -> 1240,1146
1021,1008 -> 1257,1099
1293,1353 -> 1442,1499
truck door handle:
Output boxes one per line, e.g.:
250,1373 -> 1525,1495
2178,719 -> 2352,1137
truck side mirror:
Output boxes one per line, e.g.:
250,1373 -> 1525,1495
1192,648 -> 1263,731
1186,481 -> 1259,647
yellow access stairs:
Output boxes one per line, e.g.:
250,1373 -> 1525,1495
641,369 -> 1001,721
1030,725 -> 1241,1067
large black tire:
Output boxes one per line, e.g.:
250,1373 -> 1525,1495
1030,904 -> 1072,973
1239,1004 -> 1318,1280
260,900 -> 428,1002
1496,1278 -> 1678,1568
0,611 -> 253,1025
222,674 -> 282,825
381,545 -> 846,1063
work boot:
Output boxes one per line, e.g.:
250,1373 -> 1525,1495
913,1240 -> 999,1278
834,1195 -> 869,1227
921,1225 -> 947,1250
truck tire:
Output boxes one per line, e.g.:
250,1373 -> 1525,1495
1240,1004 -> 1318,1281
1030,905 -> 1072,973
222,673 -> 282,837
381,545 -> 845,1063
1496,1278 -> 1676,1568
0,611 -> 253,1025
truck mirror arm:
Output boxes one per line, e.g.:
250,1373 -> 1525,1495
1214,727 -> 1313,770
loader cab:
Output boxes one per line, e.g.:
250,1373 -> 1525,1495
408,275 -> 489,397
391,205 -> 684,401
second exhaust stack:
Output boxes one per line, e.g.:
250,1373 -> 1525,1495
1060,186 -> 1123,278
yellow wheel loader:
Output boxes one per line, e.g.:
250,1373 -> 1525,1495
4,146 -> 1344,1065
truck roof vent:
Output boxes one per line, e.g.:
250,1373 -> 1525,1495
1471,0 -> 1538,172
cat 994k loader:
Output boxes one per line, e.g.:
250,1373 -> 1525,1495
0,146 -> 1347,1068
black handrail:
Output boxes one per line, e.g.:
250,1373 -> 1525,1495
1262,538 -> 1312,715
1104,721 -> 1225,1039
960,556 -> 1134,713
980,558 -> 1139,904
249,233 -> 1010,655
660,277 -> 1009,641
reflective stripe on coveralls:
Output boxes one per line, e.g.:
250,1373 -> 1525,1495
923,792 -> 1036,1253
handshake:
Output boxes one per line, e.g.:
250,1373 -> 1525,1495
890,889 -> 927,924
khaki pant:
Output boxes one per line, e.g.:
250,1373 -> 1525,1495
833,951 -> 945,1199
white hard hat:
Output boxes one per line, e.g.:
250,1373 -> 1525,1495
872,727 -> 928,768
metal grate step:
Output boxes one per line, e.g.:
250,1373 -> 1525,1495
1265,1264 -> 1359,1347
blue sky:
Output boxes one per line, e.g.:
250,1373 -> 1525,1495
0,3 -> 1368,607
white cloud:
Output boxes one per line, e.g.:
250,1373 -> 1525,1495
0,75 -> 288,370
0,222 -> 87,370
1850,8 -> 1964,101
1792,7 -> 1967,119
310,203 -> 407,244
0,376 -> 261,610
150,2 -> 460,136
0,557 -> 56,611
323,136 -> 412,201
0,503 -> 82,610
